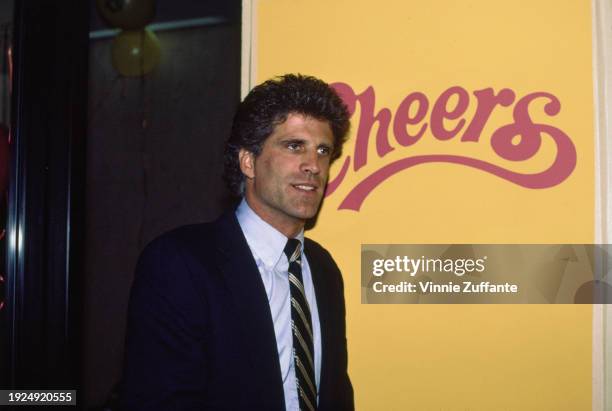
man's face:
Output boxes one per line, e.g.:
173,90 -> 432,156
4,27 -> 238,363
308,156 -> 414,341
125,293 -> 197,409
240,113 -> 335,236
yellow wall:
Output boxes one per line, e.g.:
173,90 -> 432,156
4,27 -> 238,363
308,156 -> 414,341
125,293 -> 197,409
255,1 -> 594,409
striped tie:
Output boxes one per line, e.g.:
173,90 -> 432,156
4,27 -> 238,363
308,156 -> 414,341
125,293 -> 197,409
283,238 -> 317,411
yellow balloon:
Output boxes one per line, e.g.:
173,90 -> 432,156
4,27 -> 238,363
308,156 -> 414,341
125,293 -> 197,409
96,0 -> 156,30
111,29 -> 161,77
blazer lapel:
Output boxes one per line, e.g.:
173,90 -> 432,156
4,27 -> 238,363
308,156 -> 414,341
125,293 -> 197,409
211,212 -> 285,408
304,240 -> 332,407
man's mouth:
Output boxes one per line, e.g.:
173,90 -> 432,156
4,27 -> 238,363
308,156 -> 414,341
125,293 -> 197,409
292,184 -> 318,192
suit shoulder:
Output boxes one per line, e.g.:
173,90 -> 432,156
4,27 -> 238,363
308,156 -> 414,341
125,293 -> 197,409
140,216 -> 229,259
304,237 -> 342,274
135,220 -> 225,284
148,222 -> 214,248
304,237 -> 333,259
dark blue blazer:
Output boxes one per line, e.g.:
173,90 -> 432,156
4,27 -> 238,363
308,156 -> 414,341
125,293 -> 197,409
120,212 -> 354,410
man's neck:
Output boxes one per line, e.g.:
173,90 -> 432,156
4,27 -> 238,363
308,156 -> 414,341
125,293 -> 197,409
243,196 -> 304,238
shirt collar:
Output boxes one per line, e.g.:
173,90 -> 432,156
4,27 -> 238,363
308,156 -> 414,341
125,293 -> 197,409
236,198 -> 304,269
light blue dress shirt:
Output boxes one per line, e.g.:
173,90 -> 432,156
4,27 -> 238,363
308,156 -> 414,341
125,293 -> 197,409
236,199 -> 321,411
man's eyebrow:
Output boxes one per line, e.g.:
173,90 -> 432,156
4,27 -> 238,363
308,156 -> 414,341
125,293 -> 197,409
279,137 -> 306,144
277,137 -> 334,149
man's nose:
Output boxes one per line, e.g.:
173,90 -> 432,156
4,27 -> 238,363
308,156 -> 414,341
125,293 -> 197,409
301,150 -> 321,175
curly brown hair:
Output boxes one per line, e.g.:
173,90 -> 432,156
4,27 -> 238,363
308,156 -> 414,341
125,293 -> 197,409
223,74 -> 350,196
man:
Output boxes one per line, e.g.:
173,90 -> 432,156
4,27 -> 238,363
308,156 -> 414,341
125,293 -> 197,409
120,74 -> 354,410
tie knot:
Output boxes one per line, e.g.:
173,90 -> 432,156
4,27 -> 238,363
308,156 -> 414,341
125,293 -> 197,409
283,238 -> 302,263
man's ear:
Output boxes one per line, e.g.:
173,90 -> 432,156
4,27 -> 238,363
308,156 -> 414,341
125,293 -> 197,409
238,148 -> 255,179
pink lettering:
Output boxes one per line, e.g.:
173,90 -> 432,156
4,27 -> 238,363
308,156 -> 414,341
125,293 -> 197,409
393,92 -> 428,146
333,85 -> 393,171
462,88 -> 515,142
430,86 -> 469,140
326,83 -> 576,211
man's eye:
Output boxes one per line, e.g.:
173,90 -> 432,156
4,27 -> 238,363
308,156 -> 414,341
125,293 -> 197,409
286,142 -> 301,151
317,146 -> 331,155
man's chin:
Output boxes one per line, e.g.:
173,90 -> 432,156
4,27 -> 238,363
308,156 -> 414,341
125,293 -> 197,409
284,198 -> 323,222
289,207 -> 320,222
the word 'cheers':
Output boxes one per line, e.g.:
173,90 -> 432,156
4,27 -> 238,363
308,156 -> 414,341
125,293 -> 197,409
326,83 -> 576,211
